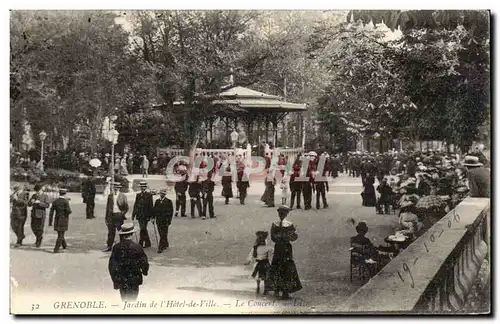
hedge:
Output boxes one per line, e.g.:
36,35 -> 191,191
10,166 -> 129,193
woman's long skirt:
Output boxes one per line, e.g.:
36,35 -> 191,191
260,181 -> 275,206
362,185 -> 377,207
269,244 -> 302,294
221,184 -> 233,198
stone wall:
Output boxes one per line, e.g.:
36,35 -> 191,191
336,197 -> 490,314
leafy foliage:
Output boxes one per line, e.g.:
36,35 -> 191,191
312,10 -> 490,152
10,11 -> 156,152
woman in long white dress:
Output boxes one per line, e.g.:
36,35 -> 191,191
120,156 -> 129,175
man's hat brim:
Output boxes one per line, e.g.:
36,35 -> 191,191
277,205 -> 292,212
118,222 -> 137,235
118,228 -> 137,235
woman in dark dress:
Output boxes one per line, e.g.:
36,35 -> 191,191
269,205 -> 302,299
221,165 -> 233,204
260,155 -> 275,207
361,172 -> 377,207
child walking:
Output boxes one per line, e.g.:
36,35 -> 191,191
245,231 -> 273,295
280,173 -> 289,205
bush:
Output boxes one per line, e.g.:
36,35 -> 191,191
59,179 -> 83,193
44,168 -> 81,182
12,166 -> 129,193
10,167 -> 29,182
26,168 -> 46,184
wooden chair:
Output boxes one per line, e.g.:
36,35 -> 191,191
350,243 -> 376,282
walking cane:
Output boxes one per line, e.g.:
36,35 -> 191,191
152,220 -> 159,248
134,220 -> 139,242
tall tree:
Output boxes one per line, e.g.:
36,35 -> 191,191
10,10 -> 155,152
130,10 -> 275,156
347,10 -> 490,152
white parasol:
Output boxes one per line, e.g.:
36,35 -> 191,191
89,158 -> 102,168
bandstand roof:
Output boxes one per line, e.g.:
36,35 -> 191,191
168,85 -> 307,113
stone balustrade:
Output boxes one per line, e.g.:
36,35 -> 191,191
336,197 -> 490,314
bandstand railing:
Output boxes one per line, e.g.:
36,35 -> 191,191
276,147 -> 304,161
158,145 -> 304,163
336,197 -> 490,314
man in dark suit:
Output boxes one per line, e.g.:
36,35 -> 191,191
82,176 -> 96,219
236,167 -> 249,206
104,182 -> 129,252
202,172 -> 216,218
152,189 -> 173,253
464,156 -> 490,198
132,181 -> 153,248
11,185 -> 29,247
188,176 -> 203,219
289,158 -> 302,209
174,171 -> 188,217
314,170 -> 329,209
48,188 -> 72,253
28,183 -> 50,247
108,222 -> 149,301
330,154 -> 340,178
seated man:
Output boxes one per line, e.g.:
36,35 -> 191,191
350,222 -> 379,276
376,178 -> 393,214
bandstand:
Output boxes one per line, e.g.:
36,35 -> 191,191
157,85 -> 307,162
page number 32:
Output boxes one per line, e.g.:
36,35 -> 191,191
31,304 -> 39,311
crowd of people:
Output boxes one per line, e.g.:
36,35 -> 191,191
10,143 -> 490,301
343,148 -> 490,280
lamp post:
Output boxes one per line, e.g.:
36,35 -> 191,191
107,129 -> 119,188
105,113 -> 119,188
39,131 -> 47,171
230,130 -> 239,149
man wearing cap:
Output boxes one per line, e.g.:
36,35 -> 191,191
28,183 -> 50,247
174,171 -> 189,217
82,176 -> 96,219
11,185 -> 29,247
202,172 -> 216,216
152,189 -> 174,253
104,183 -> 129,252
108,223 -> 149,301
289,156 -> 302,209
463,155 -> 490,198
48,188 -> 72,253
132,181 -> 153,248
188,176 -> 203,218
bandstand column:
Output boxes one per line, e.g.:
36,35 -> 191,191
273,120 -> 278,148
265,119 -> 269,145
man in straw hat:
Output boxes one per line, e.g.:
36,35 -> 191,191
463,155 -> 490,198
104,182 -> 129,252
48,188 -> 72,253
108,222 -> 149,301
152,188 -> 173,253
132,181 -> 153,248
